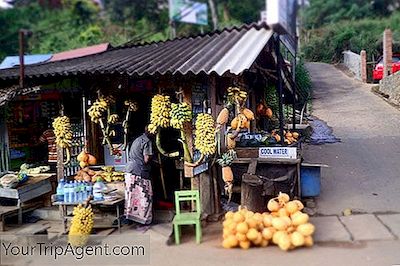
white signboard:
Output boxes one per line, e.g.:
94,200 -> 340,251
259,147 -> 297,159
266,0 -> 297,37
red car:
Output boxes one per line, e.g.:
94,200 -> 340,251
373,54 -> 400,82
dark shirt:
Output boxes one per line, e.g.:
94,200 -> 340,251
125,133 -> 153,178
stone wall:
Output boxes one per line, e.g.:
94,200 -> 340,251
343,50 -> 362,80
379,71 -> 400,105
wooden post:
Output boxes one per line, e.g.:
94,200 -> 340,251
383,29 -> 393,78
241,173 -> 265,212
56,146 -> 64,181
360,50 -> 367,83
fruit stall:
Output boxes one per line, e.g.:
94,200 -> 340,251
0,24 -> 309,228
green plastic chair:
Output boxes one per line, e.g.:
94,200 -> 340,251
173,190 -> 202,244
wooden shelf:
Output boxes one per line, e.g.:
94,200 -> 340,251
233,158 -> 301,165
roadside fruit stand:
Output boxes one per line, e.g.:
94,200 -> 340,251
0,24 -> 309,239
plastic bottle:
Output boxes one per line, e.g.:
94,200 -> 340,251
63,182 -> 70,203
68,181 -> 74,203
93,179 -> 105,201
56,179 -> 65,202
79,181 -> 85,202
86,182 -> 93,197
82,182 -> 88,201
71,181 -> 77,203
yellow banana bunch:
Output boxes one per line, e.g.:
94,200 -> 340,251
149,94 -> 171,134
68,204 -> 94,247
170,102 -> 192,130
194,113 -> 217,155
227,87 -> 248,103
108,114 -> 119,124
87,97 -> 108,123
52,116 -> 73,165
124,100 -> 139,112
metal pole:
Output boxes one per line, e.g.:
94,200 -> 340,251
275,36 -> 285,145
292,37 -> 298,130
82,94 -> 88,147
19,30 -> 25,89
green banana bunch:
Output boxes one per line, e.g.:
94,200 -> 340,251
170,102 -> 192,130
52,116 -> 73,165
194,113 -> 217,156
149,94 -> 171,134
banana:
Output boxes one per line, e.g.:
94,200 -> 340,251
170,102 -> 192,130
52,116 -> 73,165
149,94 -> 172,134
194,113 -> 217,156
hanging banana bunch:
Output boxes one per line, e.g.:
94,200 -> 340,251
170,102 -> 193,163
185,113 -> 217,167
170,102 -> 191,130
87,95 -> 117,155
148,94 -> 179,158
52,116 -> 73,165
148,94 -> 172,134
227,87 -> 248,108
122,100 -> 139,150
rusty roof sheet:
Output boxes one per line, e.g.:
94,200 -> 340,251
0,23 -> 272,82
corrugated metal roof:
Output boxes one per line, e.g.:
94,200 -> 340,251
0,23 -> 272,81
0,54 -> 52,69
50,43 -> 110,62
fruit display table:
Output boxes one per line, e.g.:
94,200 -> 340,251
0,173 -> 55,227
53,197 -> 124,233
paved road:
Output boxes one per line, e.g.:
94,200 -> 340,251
303,62 -> 400,215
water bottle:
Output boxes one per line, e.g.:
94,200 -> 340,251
68,182 -> 74,203
56,179 -> 65,202
93,179 -> 105,201
79,181 -> 85,202
76,181 -> 82,203
82,182 -> 88,201
71,181 -> 76,203
63,182 -> 69,203
86,182 -> 93,197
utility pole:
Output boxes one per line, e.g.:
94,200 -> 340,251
18,29 -> 31,89
19,30 -> 25,89
208,0 -> 218,30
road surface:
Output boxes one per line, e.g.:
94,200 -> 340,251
303,62 -> 400,215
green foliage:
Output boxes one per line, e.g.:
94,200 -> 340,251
302,12 -> 400,62
0,0 -> 265,61
302,0 -> 398,29
295,59 -> 312,100
265,85 -> 279,116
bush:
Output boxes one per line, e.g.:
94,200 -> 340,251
302,12 -> 400,63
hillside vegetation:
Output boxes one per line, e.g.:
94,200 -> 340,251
301,0 -> 400,62
0,0 -> 264,60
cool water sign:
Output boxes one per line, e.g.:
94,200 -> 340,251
259,147 -> 297,159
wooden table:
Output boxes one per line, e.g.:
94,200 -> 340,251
0,174 -> 54,227
53,197 -> 125,233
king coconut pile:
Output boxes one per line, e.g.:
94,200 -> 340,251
222,193 -> 315,251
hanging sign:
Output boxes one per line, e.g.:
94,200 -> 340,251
259,147 -> 297,159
